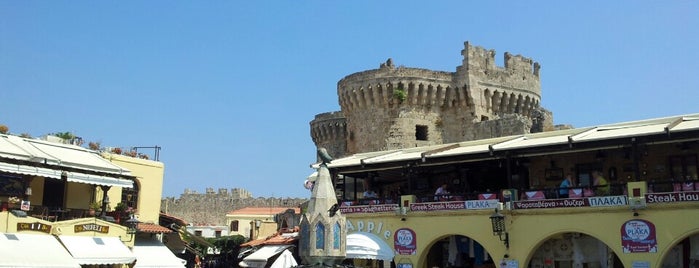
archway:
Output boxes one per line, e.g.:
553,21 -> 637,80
425,234 -> 493,268
660,233 -> 699,267
527,232 -> 621,268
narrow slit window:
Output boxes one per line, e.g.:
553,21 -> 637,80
416,125 -> 428,141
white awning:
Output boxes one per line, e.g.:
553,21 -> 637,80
0,233 -> 80,268
133,240 -> 186,268
0,162 -> 62,179
0,135 -> 133,187
66,171 -> 134,188
347,232 -> 395,261
239,245 -> 292,268
268,249 -> 297,268
58,235 -> 136,265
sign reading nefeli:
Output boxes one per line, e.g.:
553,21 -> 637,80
74,223 -> 109,233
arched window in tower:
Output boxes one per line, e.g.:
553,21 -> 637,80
315,223 -> 325,249
333,222 -> 341,249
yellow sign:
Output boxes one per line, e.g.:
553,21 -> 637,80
17,222 -> 52,233
74,224 -> 109,234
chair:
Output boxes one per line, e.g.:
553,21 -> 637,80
30,206 -> 56,221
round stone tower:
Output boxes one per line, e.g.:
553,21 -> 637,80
310,41 -> 552,156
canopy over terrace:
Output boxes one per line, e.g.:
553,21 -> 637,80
316,113 -> 699,202
0,134 -> 134,188
321,114 -> 699,174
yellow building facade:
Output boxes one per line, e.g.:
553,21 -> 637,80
327,113 -> 699,268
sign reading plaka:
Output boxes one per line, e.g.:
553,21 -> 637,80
621,219 -> 657,253
394,228 -> 417,255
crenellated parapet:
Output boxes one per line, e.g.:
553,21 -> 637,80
338,60 -> 459,113
457,41 -> 541,119
310,111 -> 347,159
311,41 -> 552,155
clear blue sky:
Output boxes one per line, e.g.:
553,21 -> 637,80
1,2 -> 697,199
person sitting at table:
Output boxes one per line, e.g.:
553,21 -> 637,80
434,183 -> 451,201
363,188 -> 378,199
592,171 -> 610,196
559,174 -> 574,198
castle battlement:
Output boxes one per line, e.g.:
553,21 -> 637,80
460,41 -> 540,77
310,111 -> 347,159
311,41 -> 552,154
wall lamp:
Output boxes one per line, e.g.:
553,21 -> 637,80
121,217 -> 140,242
490,209 -> 509,249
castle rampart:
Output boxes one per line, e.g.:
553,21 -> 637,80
311,41 -> 552,155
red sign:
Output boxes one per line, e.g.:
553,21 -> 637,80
621,219 -> 657,253
394,228 -> 417,255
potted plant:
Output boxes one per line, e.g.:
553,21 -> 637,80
89,202 -> 101,216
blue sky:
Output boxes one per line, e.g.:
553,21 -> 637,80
1,2 -> 698,199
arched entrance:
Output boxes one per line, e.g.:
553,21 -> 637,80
425,234 -> 493,268
660,233 -> 699,267
527,232 -> 621,268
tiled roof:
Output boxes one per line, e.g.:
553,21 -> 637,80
159,212 -> 188,226
137,223 -> 173,233
241,227 -> 299,247
226,207 -> 300,215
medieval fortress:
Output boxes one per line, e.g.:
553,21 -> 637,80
164,41 -> 558,225
311,41 -> 554,158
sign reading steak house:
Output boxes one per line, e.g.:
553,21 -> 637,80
646,191 -> 699,203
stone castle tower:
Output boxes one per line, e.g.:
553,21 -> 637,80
310,41 -> 553,158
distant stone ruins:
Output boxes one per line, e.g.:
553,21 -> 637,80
311,41 -> 558,159
160,188 -> 307,226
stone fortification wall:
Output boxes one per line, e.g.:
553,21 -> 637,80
310,41 -> 552,155
161,188 -> 307,226
458,41 -> 541,120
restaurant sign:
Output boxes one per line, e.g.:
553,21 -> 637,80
513,196 -> 628,210
645,191 -> 699,203
394,228 -> 417,255
340,204 -> 398,214
409,200 -> 499,212
74,223 -> 109,234
621,219 -> 657,253
17,222 -> 51,233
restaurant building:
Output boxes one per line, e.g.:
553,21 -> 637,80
321,113 -> 699,268
0,135 -> 183,267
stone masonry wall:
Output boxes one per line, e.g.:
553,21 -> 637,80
161,188 -> 307,226
310,41 -> 551,156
